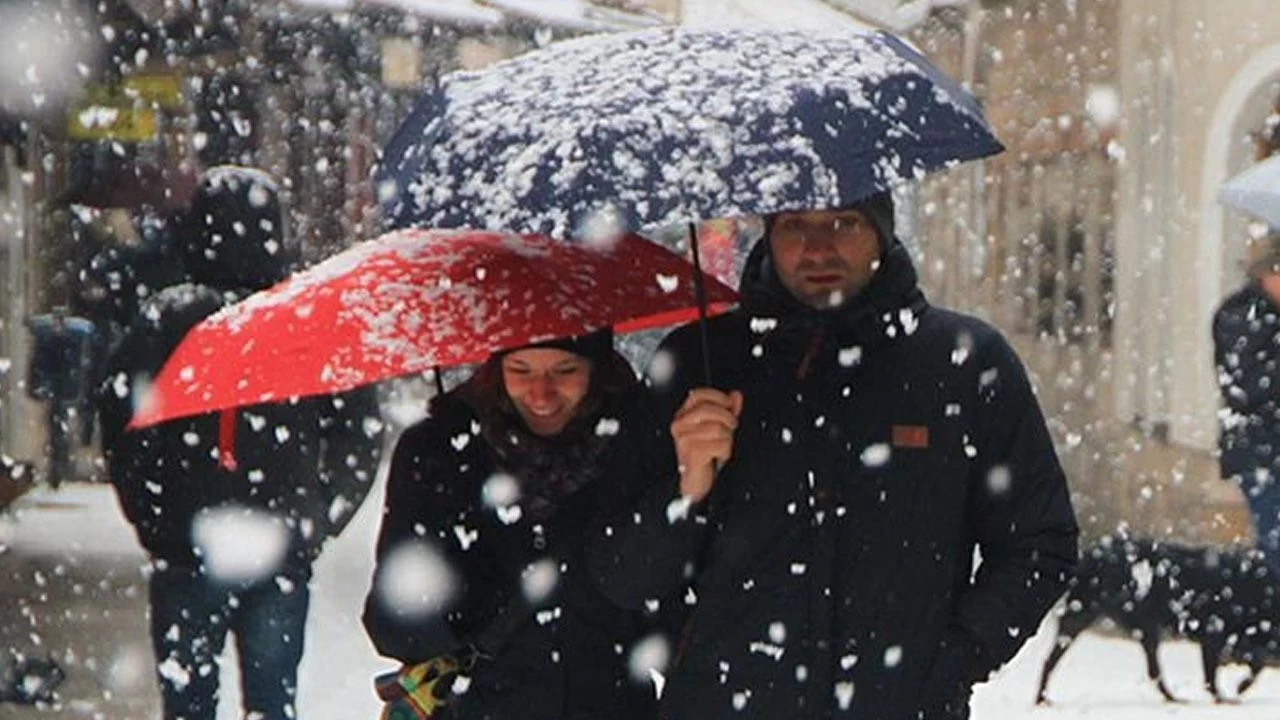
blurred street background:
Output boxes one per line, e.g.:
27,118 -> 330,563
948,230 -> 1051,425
4,0 -> 1280,717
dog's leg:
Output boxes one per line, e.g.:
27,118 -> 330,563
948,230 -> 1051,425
1036,608 -> 1092,705
1035,635 -> 1075,705
1237,658 -> 1263,697
1199,638 -> 1237,704
1139,629 -> 1181,703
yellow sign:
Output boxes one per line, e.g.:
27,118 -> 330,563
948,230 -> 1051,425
121,74 -> 184,109
67,103 -> 158,141
77,73 -> 184,110
66,73 -> 181,141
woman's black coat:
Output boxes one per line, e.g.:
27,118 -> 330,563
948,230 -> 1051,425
363,359 -> 658,720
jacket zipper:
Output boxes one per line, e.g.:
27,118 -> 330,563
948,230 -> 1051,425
796,327 -> 825,380
671,606 -> 699,670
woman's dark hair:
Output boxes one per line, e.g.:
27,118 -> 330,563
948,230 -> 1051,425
462,349 -> 636,435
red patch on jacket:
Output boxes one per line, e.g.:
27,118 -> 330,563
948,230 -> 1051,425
892,425 -> 929,449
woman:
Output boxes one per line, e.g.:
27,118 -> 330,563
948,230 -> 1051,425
362,328 -> 657,720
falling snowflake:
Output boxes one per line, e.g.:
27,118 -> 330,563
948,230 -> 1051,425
860,443 -> 891,468
190,505 -> 289,584
667,495 -> 693,523
497,505 -> 524,525
648,349 -> 676,386
453,524 -> 479,551
979,367 -> 999,388
898,308 -> 918,335
157,656 -> 191,691
451,675 -> 472,695
522,558 -> 560,604
749,641 -> 785,660
375,540 -> 458,618
952,331 -> 973,365
835,681 -> 855,710
750,317 -> 779,333
628,633 -> 671,683
986,465 -> 1012,495
482,473 -> 521,508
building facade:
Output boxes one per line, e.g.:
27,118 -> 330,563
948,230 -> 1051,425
0,0 -> 665,469
901,0 -> 1280,543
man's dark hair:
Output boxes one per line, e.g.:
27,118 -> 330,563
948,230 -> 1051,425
763,191 -> 896,250
1246,252 -> 1280,280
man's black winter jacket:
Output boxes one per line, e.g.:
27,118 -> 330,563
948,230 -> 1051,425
589,239 -> 1079,720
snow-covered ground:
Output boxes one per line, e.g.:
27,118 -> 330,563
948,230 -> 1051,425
5,481 -> 1280,719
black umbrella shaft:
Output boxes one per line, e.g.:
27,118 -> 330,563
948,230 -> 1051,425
688,222 -> 714,387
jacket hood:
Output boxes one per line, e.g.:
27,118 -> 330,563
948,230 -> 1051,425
181,166 -> 297,292
738,233 -> 924,336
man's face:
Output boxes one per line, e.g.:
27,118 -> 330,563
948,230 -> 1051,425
1260,270 -> 1280,305
768,209 -> 882,309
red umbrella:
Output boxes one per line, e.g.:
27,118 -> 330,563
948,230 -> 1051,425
131,228 -> 738,430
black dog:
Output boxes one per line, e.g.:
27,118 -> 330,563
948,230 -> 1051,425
0,456 -> 35,511
0,654 -> 64,705
1036,536 -> 1280,704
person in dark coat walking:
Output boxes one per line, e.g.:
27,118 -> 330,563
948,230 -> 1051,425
98,166 -> 384,720
25,308 -> 95,486
588,193 -> 1079,720
363,331 -> 659,720
76,210 -> 188,447
1213,254 -> 1280,572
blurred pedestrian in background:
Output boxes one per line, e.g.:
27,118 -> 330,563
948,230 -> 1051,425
98,166 -> 384,720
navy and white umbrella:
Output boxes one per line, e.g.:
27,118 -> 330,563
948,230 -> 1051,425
378,27 -> 1003,239
1221,154 -> 1280,230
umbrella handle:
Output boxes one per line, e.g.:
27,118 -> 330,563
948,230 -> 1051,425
688,222 -> 721,476
687,222 -> 714,387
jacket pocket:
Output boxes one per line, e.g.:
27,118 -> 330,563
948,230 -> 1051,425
916,629 -> 982,719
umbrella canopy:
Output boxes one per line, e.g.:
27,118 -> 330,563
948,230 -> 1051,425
1221,154 -> 1280,229
378,27 -> 1002,239
130,229 -> 738,427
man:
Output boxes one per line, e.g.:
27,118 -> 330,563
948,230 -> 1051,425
590,192 -> 1079,719
25,308 -> 95,487
98,167 -> 384,720
1213,254 -> 1280,571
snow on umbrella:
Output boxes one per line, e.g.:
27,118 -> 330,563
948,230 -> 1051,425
377,27 -> 1003,239
129,228 -> 738,428
1220,154 -> 1280,230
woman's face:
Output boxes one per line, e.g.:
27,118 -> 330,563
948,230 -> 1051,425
501,348 -> 593,437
